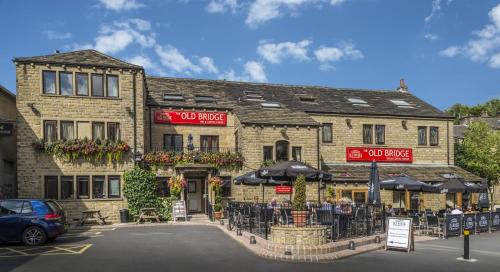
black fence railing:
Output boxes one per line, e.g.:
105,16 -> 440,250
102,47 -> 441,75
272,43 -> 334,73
225,202 -> 386,241
146,146 -> 239,154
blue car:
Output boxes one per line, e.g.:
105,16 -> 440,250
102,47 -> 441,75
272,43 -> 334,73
0,199 -> 67,246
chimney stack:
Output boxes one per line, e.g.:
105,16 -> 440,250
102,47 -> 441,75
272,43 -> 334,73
54,50 -> 60,54
396,78 -> 409,93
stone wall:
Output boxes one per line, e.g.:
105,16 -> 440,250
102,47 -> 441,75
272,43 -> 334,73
15,63 -> 145,221
0,87 -> 16,198
271,226 -> 327,246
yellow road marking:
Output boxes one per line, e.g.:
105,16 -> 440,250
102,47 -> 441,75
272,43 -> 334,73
0,244 -> 93,257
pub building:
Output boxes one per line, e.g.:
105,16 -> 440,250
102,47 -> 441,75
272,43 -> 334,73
14,50 -> 482,221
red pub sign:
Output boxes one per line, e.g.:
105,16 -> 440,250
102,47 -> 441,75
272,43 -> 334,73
154,110 -> 227,126
346,147 -> 413,163
275,185 -> 292,194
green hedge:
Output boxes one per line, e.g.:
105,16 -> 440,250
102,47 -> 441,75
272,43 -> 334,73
123,167 -> 172,221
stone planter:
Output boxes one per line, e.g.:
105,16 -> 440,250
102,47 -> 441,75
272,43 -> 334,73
270,226 -> 328,246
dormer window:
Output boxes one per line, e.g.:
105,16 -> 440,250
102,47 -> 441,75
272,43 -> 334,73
195,95 -> 216,103
163,94 -> 184,101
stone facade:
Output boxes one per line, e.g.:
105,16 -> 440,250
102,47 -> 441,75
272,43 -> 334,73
0,85 -> 16,198
15,62 -> 144,221
270,226 -> 328,246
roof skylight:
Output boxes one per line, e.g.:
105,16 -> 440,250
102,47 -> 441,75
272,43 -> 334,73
163,94 -> 184,101
347,98 -> 368,104
261,102 -> 281,108
390,99 -> 411,106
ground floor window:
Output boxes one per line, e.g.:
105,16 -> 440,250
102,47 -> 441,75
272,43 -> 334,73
220,176 -> 232,197
292,146 -> 302,162
43,174 -> 122,200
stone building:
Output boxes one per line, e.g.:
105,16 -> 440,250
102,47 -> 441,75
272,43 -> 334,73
0,84 -> 16,198
14,50 -> 483,221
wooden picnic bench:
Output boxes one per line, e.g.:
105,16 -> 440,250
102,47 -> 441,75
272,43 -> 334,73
136,208 -> 161,223
77,210 -> 109,226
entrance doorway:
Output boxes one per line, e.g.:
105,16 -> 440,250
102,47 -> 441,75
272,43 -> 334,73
185,177 -> 205,214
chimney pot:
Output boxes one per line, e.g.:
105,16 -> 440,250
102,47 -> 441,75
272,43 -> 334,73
400,79 -> 405,88
55,50 -> 60,54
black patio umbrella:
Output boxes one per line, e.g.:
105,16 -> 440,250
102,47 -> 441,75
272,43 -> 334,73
234,171 -> 287,203
463,181 -> 488,193
380,175 -> 437,210
433,178 -> 469,209
367,161 -> 381,205
258,161 -> 333,202
478,181 -> 490,210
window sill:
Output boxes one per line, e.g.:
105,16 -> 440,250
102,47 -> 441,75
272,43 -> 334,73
41,94 -> 122,100
57,198 -> 124,202
415,145 -> 441,148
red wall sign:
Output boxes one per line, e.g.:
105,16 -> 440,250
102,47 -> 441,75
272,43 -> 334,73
275,185 -> 292,194
154,110 -> 227,126
346,147 -> 413,163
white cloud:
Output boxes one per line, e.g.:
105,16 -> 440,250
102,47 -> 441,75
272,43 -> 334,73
42,30 -> 72,40
220,61 -> 267,82
70,18 -> 155,54
155,45 -> 202,74
98,0 -> 144,11
424,33 -> 439,41
314,42 -> 363,71
257,39 -> 311,63
245,0 -> 348,28
199,57 -> 219,74
439,46 -> 460,57
439,4 -> 500,69
128,55 -> 166,75
206,0 -> 239,14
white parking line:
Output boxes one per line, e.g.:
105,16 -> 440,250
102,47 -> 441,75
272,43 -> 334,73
418,244 -> 500,257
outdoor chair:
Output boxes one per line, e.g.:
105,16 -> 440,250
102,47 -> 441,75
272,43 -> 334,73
280,208 -> 293,225
410,215 -> 424,233
425,215 -> 443,238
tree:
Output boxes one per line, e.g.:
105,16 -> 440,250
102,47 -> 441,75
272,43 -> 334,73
456,121 -> 500,208
292,175 -> 307,210
445,99 -> 499,124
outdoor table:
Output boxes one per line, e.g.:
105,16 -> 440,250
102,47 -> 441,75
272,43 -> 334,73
78,210 -> 108,226
136,208 -> 161,223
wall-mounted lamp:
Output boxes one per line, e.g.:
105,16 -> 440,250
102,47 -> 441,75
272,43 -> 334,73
125,106 -> 134,118
134,152 -> 143,162
27,103 -> 40,116
345,118 -> 352,129
402,120 -> 408,130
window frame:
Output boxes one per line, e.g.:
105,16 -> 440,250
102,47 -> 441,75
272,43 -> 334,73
108,176 -> 121,198
275,140 -> 289,161
60,120 -> 75,141
263,146 -> 273,161
77,176 -> 90,199
60,176 -> 74,200
92,176 -> 106,199
164,134 -> 183,151
91,73 -> 104,97
363,124 -> 373,145
42,70 -> 57,94
43,120 -> 58,142
375,124 -> 385,145
44,176 -> 59,200
322,123 -> 333,143
107,122 -> 120,142
292,146 -> 302,162
92,122 -> 105,141
76,72 -> 89,96
106,74 -> 119,98
418,126 -> 428,146
430,126 -> 439,146
200,135 -> 219,152
59,71 -> 73,96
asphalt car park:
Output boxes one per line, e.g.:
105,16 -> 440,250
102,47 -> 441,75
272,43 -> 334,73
0,225 -> 499,272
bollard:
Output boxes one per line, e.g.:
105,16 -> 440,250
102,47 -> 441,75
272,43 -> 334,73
249,236 -> 256,244
236,228 -> 242,236
463,230 -> 470,260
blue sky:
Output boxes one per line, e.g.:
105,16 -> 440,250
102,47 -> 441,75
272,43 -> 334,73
0,0 -> 499,110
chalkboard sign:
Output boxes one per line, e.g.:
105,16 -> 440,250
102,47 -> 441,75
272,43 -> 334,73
463,214 -> 475,232
476,212 -> 490,232
444,214 -> 462,238
385,217 -> 412,253
491,212 -> 500,231
172,200 -> 187,222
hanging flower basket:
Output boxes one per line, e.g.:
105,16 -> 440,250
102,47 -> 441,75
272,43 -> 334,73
168,176 -> 187,199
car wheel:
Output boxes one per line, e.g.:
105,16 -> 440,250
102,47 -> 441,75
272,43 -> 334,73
22,226 -> 47,246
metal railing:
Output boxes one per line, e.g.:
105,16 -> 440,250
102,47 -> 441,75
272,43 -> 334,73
225,202 -> 386,241
146,146 -> 239,154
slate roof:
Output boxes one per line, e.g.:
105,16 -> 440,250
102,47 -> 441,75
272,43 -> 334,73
146,77 -> 450,126
323,164 -> 483,183
13,50 -> 142,69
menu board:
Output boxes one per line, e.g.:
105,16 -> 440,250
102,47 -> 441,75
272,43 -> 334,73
491,212 -> 500,230
386,217 -> 412,252
463,214 -> 476,231
476,212 -> 490,232
172,200 -> 187,222
444,214 -> 462,238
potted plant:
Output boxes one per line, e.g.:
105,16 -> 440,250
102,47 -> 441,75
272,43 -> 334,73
168,175 -> 187,200
213,195 -> 223,220
209,176 -> 223,219
291,174 -> 309,227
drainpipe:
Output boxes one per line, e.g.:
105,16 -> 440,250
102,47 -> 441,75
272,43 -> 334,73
317,126 -> 321,203
446,119 -> 450,165
133,71 -> 137,165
